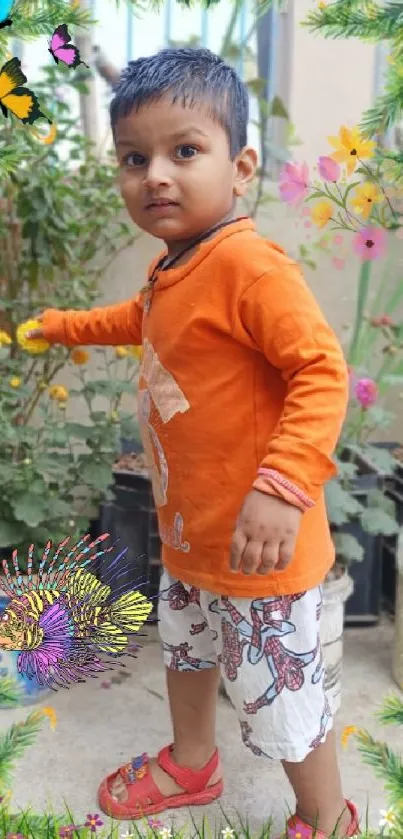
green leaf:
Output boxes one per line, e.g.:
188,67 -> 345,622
65,421 -> 92,441
333,532 -> 364,564
46,498 -> 73,519
11,493 -> 49,528
0,520 -> 25,549
79,460 -> 113,489
270,95 -> 289,120
334,458 -> 358,481
363,445 -> 398,476
0,464 -> 17,485
325,480 -> 364,525
382,375 -> 403,387
47,427 -> 70,447
84,379 -> 135,399
361,507 -> 399,537
246,78 -> 267,97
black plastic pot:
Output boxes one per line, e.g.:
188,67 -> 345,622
373,442 -> 403,616
334,448 -> 386,626
96,468 -> 161,621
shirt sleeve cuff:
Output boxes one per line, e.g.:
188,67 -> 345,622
253,468 -> 315,513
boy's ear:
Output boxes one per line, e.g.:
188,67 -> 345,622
234,146 -> 258,197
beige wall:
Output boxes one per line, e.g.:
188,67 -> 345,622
290,0 -> 376,168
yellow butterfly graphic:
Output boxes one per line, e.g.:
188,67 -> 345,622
0,57 -> 51,124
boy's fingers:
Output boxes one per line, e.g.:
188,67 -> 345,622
257,541 -> 280,574
240,540 -> 263,575
230,529 -> 247,572
276,537 -> 296,571
25,329 -> 43,339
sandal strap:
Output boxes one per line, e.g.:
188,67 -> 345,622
157,744 -> 219,794
285,800 -> 360,839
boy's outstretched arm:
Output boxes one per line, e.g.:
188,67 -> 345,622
234,263 -> 350,509
28,295 -> 144,347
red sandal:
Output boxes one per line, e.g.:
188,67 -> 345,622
98,744 -> 224,820
278,800 -> 360,838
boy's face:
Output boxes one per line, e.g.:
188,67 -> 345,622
114,96 -> 257,253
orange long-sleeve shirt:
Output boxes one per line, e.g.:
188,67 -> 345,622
42,218 -> 349,596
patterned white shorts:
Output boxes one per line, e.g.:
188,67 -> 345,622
158,570 -> 333,763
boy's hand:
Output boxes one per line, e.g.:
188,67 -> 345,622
25,315 -> 44,340
230,490 -> 302,575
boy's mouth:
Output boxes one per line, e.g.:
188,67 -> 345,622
146,198 -> 179,209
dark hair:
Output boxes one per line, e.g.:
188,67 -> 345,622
110,47 -> 249,159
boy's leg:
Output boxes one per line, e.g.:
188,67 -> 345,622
205,587 -> 357,838
110,573 -> 222,804
283,729 -> 351,836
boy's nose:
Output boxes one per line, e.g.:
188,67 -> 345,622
143,157 -> 173,189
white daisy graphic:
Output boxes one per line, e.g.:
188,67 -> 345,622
379,808 -> 397,833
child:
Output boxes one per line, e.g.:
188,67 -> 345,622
29,48 -> 358,838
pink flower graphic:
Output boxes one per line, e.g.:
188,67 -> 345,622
148,818 -> 165,830
84,813 -> 103,833
354,377 -> 378,409
371,314 -> 395,327
352,226 -> 387,261
318,155 -> 341,182
279,161 -> 309,205
286,821 -> 313,838
332,256 -> 345,270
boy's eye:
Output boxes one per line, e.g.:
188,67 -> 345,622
176,144 -> 198,160
122,152 -> 145,167
121,145 -> 198,167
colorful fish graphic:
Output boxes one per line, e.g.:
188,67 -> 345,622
0,57 -> 51,124
49,24 -> 89,69
0,533 -> 153,690
0,0 -> 13,29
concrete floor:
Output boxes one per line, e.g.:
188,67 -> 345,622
4,617 -> 402,835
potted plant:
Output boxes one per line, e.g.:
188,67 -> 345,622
0,63 -> 145,703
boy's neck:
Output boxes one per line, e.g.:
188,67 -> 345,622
164,209 -> 238,265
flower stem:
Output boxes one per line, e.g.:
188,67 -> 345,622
348,259 -> 372,366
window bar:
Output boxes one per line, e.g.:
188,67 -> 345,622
201,6 -> 209,48
164,0 -> 172,48
237,0 -> 247,80
126,0 -> 134,62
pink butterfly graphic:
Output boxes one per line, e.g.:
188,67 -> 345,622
49,24 -> 89,69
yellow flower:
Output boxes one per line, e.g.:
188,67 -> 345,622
341,725 -> 358,748
129,345 -> 142,360
110,410 -> 119,422
311,199 -> 333,228
328,126 -> 376,176
71,348 -> 89,365
115,346 -> 129,358
16,319 -> 50,355
31,122 -> 58,146
9,377 -> 21,388
0,329 -> 11,346
351,182 -> 383,219
48,384 -> 69,402
33,706 -> 57,730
